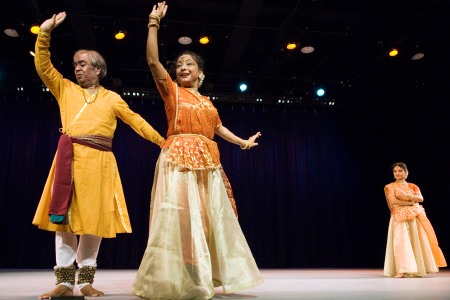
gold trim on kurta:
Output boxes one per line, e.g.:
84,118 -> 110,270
115,192 -> 131,233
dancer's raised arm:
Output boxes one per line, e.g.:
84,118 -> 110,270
146,1 -> 168,79
40,12 -> 67,33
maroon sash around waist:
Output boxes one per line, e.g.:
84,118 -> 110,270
48,134 -> 112,224
71,134 -> 113,151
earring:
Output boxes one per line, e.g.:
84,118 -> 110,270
199,74 -> 205,88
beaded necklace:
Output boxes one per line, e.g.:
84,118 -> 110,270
186,88 -> 206,107
83,86 -> 102,104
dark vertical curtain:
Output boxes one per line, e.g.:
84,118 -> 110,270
1,82 -> 449,269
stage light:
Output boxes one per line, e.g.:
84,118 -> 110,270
115,31 -> 126,40
4,28 -> 19,37
30,25 -> 40,35
411,52 -> 424,60
389,48 -> 398,57
410,45 -> 424,60
286,43 -> 297,50
199,36 -> 209,44
178,36 -> 192,45
316,88 -> 325,97
301,46 -> 314,54
239,83 -> 248,92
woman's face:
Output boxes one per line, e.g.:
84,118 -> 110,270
175,54 -> 203,88
393,166 -> 408,181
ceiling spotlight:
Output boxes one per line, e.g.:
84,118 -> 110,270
286,43 -> 297,50
114,31 -> 126,40
178,36 -> 192,45
411,52 -> 424,61
199,36 -> 209,44
30,25 -> 40,35
301,46 -> 314,54
316,88 -> 325,97
388,48 -> 398,57
4,28 -> 19,37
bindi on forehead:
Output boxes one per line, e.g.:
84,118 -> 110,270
178,55 -> 194,64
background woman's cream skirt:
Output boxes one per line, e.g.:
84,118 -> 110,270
384,212 -> 446,277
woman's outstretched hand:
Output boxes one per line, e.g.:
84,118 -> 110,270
40,12 -> 67,33
247,132 -> 262,148
150,1 -> 168,20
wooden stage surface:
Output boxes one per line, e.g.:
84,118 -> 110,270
1,269 -> 449,299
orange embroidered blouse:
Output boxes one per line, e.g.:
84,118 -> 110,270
384,182 -> 425,223
155,73 -> 223,170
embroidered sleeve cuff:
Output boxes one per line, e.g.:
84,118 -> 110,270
38,31 -> 51,38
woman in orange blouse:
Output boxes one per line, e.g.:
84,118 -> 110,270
384,162 -> 446,278
132,2 -> 263,299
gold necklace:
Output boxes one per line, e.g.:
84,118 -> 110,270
186,88 -> 206,107
83,87 -> 101,104
187,88 -> 202,97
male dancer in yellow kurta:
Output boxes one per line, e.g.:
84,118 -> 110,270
32,12 -> 165,299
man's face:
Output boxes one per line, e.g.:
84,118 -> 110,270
73,52 -> 100,87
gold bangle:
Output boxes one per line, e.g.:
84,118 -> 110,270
240,141 -> 250,150
149,14 -> 161,23
148,22 -> 160,29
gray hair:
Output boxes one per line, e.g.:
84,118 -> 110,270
74,49 -> 107,79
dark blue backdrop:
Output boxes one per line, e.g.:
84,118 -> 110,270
0,80 -> 448,270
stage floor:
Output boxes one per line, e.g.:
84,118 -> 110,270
1,269 -> 449,300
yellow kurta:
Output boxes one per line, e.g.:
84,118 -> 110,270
32,31 -> 164,238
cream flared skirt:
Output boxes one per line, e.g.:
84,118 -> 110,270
384,215 -> 439,277
132,150 -> 263,299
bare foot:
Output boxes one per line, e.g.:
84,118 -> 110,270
406,273 -> 422,278
394,273 -> 405,278
39,285 -> 73,299
80,285 -> 105,297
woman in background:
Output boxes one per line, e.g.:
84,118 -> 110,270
384,162 -> 446,278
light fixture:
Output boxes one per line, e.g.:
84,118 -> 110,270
286,42 -> 297,50
411,52 -> 424,61
199,36 -> 209,45
316,88 -> 325,97
29,51 -> 35,57
178,36 -> 192,45
301,46 -> 314,54
411,46 -> 424,61
114,31 -> 126,40
239,83 -> 248,92
30,25 -> 40,35
388,48 -> 398,57
4,28 -> 19,37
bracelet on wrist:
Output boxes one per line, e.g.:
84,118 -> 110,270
148,22 -> 160,29
149,14 -> 161,23
148,14 -> 161,29
240,141 -> 250,150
